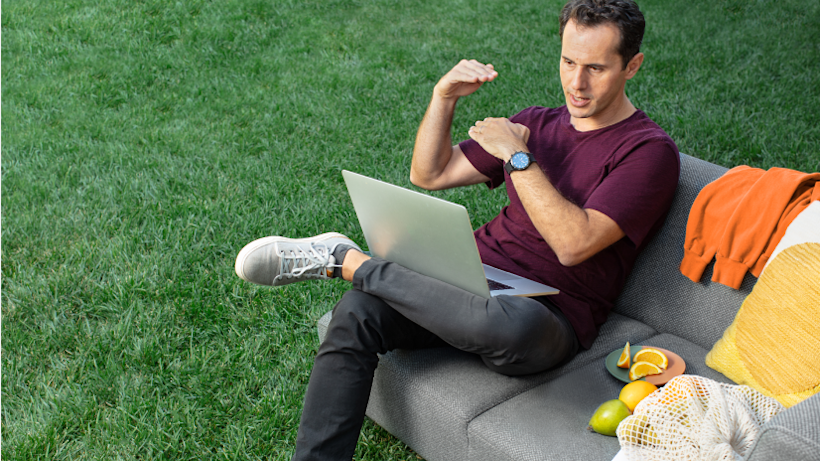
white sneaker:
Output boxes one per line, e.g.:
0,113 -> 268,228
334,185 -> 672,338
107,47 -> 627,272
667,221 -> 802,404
235,232 -> 361,286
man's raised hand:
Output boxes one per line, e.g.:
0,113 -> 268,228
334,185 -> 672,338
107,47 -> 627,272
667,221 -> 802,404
434,59 -> 498,100
468,117 -> 530,162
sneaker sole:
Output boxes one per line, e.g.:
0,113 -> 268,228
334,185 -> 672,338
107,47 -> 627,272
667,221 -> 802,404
234,232 -> 356,283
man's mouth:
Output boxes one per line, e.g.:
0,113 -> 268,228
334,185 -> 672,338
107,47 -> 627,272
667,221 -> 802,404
569,94 -> 591,107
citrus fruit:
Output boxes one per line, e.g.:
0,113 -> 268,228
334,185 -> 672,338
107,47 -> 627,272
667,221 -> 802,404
618,413 -> 659,446
618,380 -> 658,412
587,399 -> 631,436
633,348 -> 668,369
616,342 -> 631,369
629,361 -> 663,381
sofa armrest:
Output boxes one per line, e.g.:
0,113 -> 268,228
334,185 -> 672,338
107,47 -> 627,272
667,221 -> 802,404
743,393 -> 820,461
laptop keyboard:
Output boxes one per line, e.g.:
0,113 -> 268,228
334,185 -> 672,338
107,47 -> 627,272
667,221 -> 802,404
487,278 -> 515,291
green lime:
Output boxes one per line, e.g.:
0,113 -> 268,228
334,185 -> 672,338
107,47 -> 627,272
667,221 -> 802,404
587,399 -> 631,436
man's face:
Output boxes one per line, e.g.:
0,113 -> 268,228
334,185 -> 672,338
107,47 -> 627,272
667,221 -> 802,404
560,20 -> 640,130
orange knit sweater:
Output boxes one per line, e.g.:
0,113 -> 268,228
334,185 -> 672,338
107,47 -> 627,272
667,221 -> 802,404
680,166 -> 820,289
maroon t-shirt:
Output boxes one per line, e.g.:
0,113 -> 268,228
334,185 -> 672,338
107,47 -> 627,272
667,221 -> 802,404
460,106 -> 680,349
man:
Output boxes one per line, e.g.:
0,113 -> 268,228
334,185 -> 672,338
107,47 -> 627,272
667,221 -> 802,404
235,0 -> 679,459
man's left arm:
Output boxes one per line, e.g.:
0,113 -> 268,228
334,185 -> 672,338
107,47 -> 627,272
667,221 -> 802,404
469,117 -> 625,267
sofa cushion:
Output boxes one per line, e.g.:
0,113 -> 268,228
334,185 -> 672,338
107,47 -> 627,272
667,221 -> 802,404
318,312 -> 657,461
614,154 -> 754,349
466,333 -> 733,461
706,242 -> 820,408
467,357 -> 623,461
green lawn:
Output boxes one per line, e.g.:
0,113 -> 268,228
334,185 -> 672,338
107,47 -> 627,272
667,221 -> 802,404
2,0 -> 818,459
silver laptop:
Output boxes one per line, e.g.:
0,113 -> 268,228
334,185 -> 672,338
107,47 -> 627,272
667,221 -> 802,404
342,170 -> 558,299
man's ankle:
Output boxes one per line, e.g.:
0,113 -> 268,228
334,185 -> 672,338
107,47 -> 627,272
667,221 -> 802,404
340,249 -> 370,281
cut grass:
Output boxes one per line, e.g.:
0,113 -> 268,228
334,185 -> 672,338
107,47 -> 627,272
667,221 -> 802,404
3,0 -> 819,459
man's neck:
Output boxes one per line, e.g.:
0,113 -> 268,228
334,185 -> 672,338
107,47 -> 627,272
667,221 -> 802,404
570,95 -> 637,132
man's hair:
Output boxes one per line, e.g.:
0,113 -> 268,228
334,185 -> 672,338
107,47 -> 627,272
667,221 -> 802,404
559,0 -> 645,69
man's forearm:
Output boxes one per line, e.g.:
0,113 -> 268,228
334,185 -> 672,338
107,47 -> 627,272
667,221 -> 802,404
510,168 -> 625,266
411,60 -> 497,190
410,94 -> 458,188
468,116 -> 625,266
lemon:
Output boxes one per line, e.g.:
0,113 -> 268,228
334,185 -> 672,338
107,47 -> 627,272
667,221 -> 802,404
619,380 -> 658,412
619,413 -> 659,446
587,399 -> 631,436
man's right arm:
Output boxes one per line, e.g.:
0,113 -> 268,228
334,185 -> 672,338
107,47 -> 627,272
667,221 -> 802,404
410,60 -> 497,191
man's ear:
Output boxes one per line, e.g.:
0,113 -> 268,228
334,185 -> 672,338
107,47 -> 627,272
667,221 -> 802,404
624,52 -> 644,80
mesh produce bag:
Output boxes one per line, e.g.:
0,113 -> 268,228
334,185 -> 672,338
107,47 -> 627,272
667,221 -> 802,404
617,375 -> 784,461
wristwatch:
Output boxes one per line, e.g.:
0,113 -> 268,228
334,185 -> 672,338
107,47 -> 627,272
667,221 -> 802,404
504,151 -> 537,175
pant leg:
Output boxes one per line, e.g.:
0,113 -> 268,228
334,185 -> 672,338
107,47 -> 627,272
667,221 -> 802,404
353,257 -> 579,375
293,289 -> 446,461
293,257 -> 578,460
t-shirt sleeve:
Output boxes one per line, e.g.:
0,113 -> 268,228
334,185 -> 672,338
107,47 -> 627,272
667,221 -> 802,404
459,138 -> 505,189
584,138 -> 680,248
458,107 -> 538,190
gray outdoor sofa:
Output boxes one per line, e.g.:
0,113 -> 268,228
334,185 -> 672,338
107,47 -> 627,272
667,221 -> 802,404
317,153 -> 820,461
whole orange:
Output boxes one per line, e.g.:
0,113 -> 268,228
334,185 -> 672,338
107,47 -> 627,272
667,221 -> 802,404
619,380 -> 659,412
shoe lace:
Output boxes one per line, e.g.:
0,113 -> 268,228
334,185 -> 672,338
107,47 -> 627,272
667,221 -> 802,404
278,242 -> 341,279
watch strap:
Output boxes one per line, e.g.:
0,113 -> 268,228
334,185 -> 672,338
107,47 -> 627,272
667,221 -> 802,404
504,160 -> 515,175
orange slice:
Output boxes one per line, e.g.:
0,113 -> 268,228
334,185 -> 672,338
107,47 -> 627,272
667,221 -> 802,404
617,342 -> 631,369
633,348 -> 668,370
629,361 -> 663,381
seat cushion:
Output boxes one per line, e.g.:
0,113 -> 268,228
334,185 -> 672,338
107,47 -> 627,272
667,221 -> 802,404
466,333 -> 733,461
359,313 -> 657,461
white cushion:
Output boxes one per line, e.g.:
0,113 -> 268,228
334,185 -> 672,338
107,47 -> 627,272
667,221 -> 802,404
762,200 -> 820,274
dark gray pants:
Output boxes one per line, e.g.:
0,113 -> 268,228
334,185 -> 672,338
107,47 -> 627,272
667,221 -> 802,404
293,258 -> 579,460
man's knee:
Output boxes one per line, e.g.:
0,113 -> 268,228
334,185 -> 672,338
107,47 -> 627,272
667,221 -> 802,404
477,297 -> 572,375
331,289 -> 388,326
486,296 -> 553,344
324,289 -> 392,353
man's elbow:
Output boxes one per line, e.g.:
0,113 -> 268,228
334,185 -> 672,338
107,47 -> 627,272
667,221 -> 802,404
410,169 -> 443,191
409,169 -> 428,189
554,246 -> 590,267
557,253 -> 582,267
550,215 -> 623,267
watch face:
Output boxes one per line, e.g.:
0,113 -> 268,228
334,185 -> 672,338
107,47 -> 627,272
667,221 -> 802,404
510,152 -> 530,170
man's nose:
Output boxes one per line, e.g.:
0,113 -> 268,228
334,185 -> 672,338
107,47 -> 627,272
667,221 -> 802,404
570,68 -> 587,91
